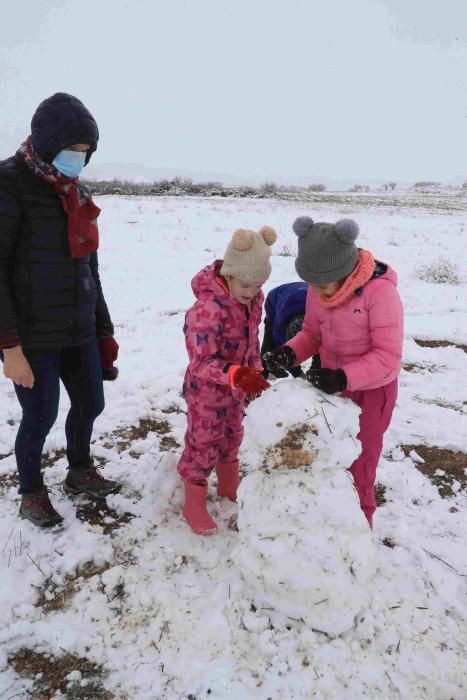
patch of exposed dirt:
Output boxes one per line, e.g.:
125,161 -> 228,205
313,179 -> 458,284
262,424 -> 317,472
402,362 -> 443,373
414,339 -> 467,353
161,403 -> 186,415
9,648 -> 114,698
102,417 -> 179,453
375,483 -> 387,506
41,448 -> 67,469
228,513 -> 239,532
401,444 -> 467,498
160,435 -> 180,451
414,396 -> 465,412
75,499 -> 135,534
36,561 -> 114,613
0,471 -> 18,490
0,449 -> 68,492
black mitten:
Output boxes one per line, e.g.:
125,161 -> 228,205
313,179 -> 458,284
262,345 -> 297,378
306,368 -> 347,394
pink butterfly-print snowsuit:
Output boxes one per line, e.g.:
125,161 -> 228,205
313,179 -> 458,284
177,261 -> 263,483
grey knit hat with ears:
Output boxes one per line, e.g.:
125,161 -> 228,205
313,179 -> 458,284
221,225 -> 277,282
293,216 -> 360,284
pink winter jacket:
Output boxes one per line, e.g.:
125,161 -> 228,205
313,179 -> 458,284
183,261 -> 263,399
287,263 -> 403,391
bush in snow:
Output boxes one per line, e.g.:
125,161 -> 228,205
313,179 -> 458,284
235,381 -> 376,637
276,244 -> 294,257
413,181 -> 441,188
415,258 -> 460,284
349,184 -> 369,192
259,182 -> 278,195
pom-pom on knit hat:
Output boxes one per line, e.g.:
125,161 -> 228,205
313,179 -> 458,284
293,216 -> 360,285
221,226 -> 277,282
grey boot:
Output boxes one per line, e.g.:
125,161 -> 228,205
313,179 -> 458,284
63,466 -> 121,499
20,487 -> 64,528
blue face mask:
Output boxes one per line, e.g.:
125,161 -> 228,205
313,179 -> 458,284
52,150 -> 86,178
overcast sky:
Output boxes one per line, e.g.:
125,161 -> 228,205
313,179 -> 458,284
0,0 -> 465,184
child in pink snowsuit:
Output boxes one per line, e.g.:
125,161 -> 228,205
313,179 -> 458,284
178,225 -> 277,535
263,216 -> 403,528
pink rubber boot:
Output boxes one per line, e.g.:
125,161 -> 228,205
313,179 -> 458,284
215,460 -> 240,501
182,480 -> 217,535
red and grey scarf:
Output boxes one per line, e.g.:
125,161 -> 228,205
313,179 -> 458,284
17,136 -> 100,258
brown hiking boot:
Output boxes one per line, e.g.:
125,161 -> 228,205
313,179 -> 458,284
63,466 -> 122,499
20,487 -> 64,528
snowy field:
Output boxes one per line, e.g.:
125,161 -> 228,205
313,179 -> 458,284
0,194 -> 466,699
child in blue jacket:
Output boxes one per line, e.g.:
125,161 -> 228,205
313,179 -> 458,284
261,282 -> 320,378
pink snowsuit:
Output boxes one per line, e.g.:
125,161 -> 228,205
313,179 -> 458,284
287,262 -> 404,526
177,261 -> 263,483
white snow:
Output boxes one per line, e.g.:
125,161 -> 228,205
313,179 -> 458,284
236,383 -> 376,638
0,193 -> 466,699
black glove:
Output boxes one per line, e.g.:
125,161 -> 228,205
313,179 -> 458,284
306,368 -> 347,394
262,345 -> 297,378
311,354 -> 321,370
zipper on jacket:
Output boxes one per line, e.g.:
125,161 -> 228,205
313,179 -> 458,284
329,308 -> 338,367
241,304 -> 250,364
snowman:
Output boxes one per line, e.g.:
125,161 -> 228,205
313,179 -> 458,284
235,380 -> 376,637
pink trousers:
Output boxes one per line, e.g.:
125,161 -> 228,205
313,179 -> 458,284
343,379 -> 398,527
177,385 -> 244,483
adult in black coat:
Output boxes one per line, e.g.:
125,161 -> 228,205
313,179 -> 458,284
0,93 -> 121,527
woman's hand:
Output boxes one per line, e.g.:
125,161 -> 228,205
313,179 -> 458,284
3,346 -> 34,388
98,336 -> 119,381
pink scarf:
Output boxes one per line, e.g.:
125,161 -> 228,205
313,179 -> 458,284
319,250 -> 375,308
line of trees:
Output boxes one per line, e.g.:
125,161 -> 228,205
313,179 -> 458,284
82,177 -> 466,197
82,178 -> 331,198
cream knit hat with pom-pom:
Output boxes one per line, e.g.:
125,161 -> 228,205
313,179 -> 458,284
220,225 -> 277,282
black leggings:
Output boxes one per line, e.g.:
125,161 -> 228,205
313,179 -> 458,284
1,341 -> 104,493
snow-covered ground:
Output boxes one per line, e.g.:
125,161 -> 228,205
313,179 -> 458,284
0,194 -> 466,699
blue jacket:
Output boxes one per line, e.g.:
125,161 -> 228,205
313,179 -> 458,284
265,282 -> 308,347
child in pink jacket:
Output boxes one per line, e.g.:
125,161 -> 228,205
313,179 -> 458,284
178,225 -> 276,535
263,216 -> 403,528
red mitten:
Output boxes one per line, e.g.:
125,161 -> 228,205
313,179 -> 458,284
229,366 -> 270,396
244,392 -> 262,408
98,337 -> 119,380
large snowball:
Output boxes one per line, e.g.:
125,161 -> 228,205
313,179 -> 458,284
235,380 -> 377,637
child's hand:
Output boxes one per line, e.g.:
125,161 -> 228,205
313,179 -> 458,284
261,346 -> 297,378
306,368 -> 347,394
244,391 -> 263,408
231,366 -> 270,396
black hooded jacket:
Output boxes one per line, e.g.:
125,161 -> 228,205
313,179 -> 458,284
0,93 -> 113,350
